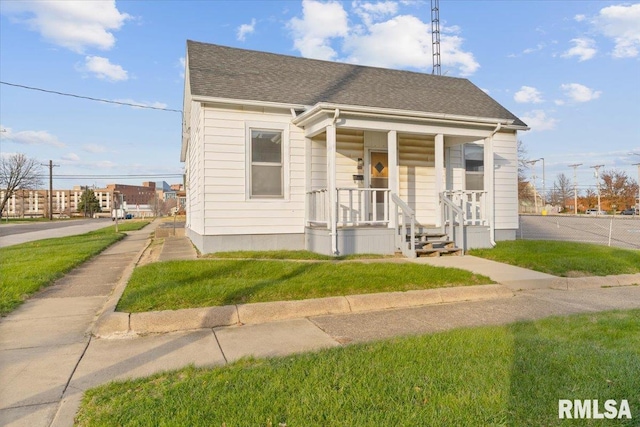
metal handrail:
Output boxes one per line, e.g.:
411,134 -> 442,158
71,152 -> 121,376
391,193 -> 416,258
440,192 -> 466,254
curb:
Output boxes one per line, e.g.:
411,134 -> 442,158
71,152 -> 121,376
93,284 -> 515,337
549,273 -> 640,290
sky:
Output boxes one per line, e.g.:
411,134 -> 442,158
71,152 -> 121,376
1,0 -> 639,194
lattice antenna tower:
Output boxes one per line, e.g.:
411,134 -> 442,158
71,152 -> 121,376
431,0 -> 441,75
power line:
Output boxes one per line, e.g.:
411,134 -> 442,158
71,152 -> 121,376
0,81 -> 182,113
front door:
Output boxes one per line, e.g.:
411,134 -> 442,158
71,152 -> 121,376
369,151 -> 388,221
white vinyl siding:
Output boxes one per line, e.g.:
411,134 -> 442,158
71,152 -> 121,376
185,100 -> 204,234
200,106 -> 305,236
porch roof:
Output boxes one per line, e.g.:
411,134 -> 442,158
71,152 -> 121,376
186,40 -> 527,127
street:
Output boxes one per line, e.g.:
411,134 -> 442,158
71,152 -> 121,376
0,219 -> 113,248
518,214 -> 640,250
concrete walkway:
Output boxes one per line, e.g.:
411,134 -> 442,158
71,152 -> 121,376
1,228 -> 639,427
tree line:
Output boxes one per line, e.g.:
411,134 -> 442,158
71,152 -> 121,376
518,142 -> 639,213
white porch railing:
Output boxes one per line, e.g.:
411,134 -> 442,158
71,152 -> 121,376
307,188 -> 391,227
443,190 -> 488,226
306,189 -> 329,226
336,188 -> 390,226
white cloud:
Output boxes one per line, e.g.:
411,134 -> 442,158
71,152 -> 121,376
514,86 -> 543,104
560,83 -> 602,103
288,3 -> 479,76
520,110 -> 558,132
1,0 -> 130,53
112,99 -> 168,109
523,44 -> 544,54
237,18 -> 256,41
352,1 -> 398,26
0,126 -> 66,147
82,56 -> 128,81
562,38 -> 597,61
83,143 -> 106,153
287,0 -> 349,60
61,153 -> 80,162
593,4 -> 640,58
344,15 -> 433,69
574,14 -> 586,22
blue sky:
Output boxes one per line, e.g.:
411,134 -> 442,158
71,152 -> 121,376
1,0 -> 639,193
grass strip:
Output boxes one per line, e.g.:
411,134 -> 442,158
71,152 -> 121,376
0,221 -> 149,315
76,309 -> 640,426
117,260 -> 492,312
204,250 -> 387,260
469,240 -> 640,277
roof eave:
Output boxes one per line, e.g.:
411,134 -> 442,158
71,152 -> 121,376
191,94 -> 307,111
293,102 -> 517,128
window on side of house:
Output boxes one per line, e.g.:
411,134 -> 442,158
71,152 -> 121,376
250,129 -> 283,198
464,143 -> 484,191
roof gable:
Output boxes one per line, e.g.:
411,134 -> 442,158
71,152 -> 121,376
186,40 -> 526,127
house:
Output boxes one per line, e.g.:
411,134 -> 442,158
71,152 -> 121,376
181,40 -> 528,257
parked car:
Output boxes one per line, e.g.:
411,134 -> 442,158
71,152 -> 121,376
585,209 -> 606,215
621,208 -> 637,215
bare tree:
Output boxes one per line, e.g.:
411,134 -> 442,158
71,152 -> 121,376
549,173 -> 573,211
0,153 -> 43,218
517,140 -> 534,206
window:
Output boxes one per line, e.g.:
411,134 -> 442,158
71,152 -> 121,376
464,143 -> 484,191
250,129 -> 283,198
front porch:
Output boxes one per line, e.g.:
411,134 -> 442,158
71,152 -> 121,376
293,105 -> 504,257
305,187 -> 491,257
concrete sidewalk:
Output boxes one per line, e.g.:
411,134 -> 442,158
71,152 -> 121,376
1,230 -> 639,427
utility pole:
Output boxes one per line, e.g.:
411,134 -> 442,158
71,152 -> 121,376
527,159 -> 542,213
590,164 -> 604,215
632,160 -> 640,216
41,160 -> 59,220
569,163 -> 582,215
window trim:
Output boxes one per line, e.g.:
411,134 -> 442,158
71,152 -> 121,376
245,121 -> 289,200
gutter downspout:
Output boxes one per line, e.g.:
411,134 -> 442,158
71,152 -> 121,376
329,109 -> 340,255
487,123 -> 501,247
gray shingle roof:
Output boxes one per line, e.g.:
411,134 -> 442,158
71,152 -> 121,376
187,40 -> 526,127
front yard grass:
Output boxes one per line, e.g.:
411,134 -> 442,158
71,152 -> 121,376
116,260 -> 492,312
204,249 -> 388,260
469,240 -> 640,277
76,309 -> 640,426
0,221 -> 149,316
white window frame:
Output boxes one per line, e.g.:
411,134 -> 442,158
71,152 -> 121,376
245,121 -> 289,200
464,142 -> 484,191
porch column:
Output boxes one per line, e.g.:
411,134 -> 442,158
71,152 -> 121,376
388,130 -> 398,229
435,134 -> 444,227
304,137 -> 312,225
484,136 -> 495,243
326,124 -> 338,254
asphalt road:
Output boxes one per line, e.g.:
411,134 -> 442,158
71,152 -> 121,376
0,218 -> 113,248
519,214 -> 640,250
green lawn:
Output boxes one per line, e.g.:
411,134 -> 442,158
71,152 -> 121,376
469,240 -> 640,277
0,221 -> 149,316
117,260 -> 492,312
76,309 -> 640,426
